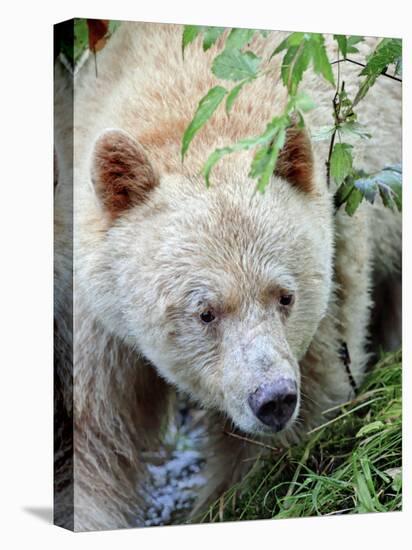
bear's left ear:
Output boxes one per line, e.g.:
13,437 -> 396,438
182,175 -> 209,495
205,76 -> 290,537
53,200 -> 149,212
91,128 -> 159,219
274,124 -> 314,194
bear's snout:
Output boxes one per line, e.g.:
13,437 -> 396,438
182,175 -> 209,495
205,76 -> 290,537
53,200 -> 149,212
248,379 -> 297,431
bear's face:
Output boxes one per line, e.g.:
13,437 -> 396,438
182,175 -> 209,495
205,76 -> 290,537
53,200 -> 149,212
90,129 -> 333,436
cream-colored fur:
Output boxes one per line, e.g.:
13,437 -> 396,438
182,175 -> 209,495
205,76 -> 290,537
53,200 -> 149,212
54,23 -> 401,530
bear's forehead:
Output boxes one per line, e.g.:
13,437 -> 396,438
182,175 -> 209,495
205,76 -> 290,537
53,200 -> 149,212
166,198 -> 309,270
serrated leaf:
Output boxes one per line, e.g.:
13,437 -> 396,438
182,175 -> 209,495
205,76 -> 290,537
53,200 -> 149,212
182,25 -> 203,54
339,121 -> 371,140
203,27 -> 225,50
345,185 -> 363,215
282,44 -> 311,95
346,35 -> 364,54
274,32 -> 334,93
309,34 -> 335,86
353,177 -> 377,204
255,147 -> 281,192
212,49 -> 261,81
272,32 -> 305,57
225,79 -> 252,114
311,126 -> 335,142
254,129 -> 286,192
355,164 -> 402,211
334,179 -> 355,211
334,34 -> 347,58
330,143 -> 353,184
379,185 -> 397,210
225,28 -> 255,50
202,116 -> 288,185
354,38 -> 402,105
181,86 -> 227,159
359,38 -> 402,77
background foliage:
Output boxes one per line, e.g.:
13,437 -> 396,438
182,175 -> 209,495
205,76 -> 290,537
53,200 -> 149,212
181,27 -> 402,214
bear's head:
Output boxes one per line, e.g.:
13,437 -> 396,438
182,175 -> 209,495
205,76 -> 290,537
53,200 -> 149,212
89,127 -> 333,436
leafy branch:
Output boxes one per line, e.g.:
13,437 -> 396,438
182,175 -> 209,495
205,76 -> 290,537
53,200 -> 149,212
181,27 -> 402,210
181,28 -> 334,192
323,36 -> 402,214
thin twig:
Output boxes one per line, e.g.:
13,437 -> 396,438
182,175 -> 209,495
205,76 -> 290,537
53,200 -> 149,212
326,127 -> 337,188
223,430 -> 283,453
331,58 -> 402,82
326,81 -> 344,187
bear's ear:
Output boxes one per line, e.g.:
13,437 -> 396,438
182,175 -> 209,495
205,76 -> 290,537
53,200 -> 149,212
274,124 -> 314,193
91,129 -> 158,219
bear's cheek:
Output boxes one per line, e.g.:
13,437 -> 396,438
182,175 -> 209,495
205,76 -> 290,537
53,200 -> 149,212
139,321 -> 225,405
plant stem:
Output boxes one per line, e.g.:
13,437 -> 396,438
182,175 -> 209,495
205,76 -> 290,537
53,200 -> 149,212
326,127 -> 337,188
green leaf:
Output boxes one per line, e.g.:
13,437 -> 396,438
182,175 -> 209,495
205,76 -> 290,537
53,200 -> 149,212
356,421 -> 385,438
212,49 -> 261,81
253,129 -> 286,192
273,32 -> 334,93
311,126 -> 335,142
334,178 -> 355,210
353,176 -> 378,204
379,184 -> 401,211
182,25 -> 203,54
202,27 -> 225,50
355,164 -> 402,211
330,143 -> 353,184
225,79 -> 252,114
202,115 -> 288,185
309,34 -> 335,86
360,38 -> 402,77
346,35 -> 364,54
354,38 -> 402,105
281,43 -> 311,95
334,34 -> 347,58
108,20 -> 121,35
345,185 -> 363,215
73,19 -> 89,64
225,28 -> 255,50
249,146 -> 273,179
203,148 -> 232,187
339,121 -> 371,140
181,86 -> 227,159
292,91 -> 316,113
272,32 -> 305,56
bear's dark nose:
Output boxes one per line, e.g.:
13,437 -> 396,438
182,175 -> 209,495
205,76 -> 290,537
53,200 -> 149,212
248,379 -> 297,431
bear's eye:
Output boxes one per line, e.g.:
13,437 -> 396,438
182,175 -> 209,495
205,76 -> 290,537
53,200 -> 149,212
200,310 -> 216,324
279,293 -> 294,307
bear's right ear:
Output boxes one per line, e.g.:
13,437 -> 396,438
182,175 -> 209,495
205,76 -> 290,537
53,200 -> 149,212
91,129 -> 158,219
